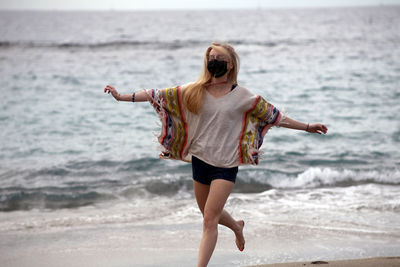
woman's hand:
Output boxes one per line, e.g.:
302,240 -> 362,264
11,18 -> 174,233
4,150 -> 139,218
307,123 -> 328,135
104,85 -> 120,101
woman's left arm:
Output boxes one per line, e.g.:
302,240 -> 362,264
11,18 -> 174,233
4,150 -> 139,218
279,116 -> 328,135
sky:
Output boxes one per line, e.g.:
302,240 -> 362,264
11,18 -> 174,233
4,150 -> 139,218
0,0 -> 399,10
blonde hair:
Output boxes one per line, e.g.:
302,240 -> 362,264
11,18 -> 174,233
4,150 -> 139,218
183,42 -> 240,114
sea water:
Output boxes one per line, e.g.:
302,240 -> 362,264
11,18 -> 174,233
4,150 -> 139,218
0,6 -> 399,266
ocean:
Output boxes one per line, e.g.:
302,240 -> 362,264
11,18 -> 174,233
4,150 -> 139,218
0,6 -> 399,267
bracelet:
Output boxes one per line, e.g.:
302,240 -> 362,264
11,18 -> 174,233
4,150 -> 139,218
132,92 -> 136,102
306,123 -> 309,132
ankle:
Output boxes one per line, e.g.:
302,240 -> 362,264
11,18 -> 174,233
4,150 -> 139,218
232,221 -> 240,232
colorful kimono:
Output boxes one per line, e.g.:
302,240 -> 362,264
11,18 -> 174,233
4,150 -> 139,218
146,85 -> 282,167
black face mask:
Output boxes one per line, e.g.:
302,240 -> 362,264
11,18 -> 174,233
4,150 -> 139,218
207,59 -> 228,78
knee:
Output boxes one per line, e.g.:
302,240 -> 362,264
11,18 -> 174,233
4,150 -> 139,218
203,213 -> 219,231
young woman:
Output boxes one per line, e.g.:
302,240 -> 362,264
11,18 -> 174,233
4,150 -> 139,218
104,42 -> 328,267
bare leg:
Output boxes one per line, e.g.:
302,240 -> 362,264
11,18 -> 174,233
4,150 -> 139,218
196,179 -> 236,267
194,180 -> 245,251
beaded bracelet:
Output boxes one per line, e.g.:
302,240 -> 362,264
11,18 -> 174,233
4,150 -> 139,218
132,92 -> 136,102
306,123 -> 309,132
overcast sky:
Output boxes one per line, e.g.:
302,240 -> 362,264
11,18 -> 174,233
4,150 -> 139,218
0,0 -> 399,10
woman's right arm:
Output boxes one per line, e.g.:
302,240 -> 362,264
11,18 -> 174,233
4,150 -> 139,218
104,85 -> 149,102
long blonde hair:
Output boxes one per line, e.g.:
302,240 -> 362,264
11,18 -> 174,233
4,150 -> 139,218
183,42 -> 240,114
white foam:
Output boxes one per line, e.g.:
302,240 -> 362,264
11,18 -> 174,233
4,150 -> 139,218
268,167 -> 400,189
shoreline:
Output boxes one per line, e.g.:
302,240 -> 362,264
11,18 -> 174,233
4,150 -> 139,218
248,257 -> 400,267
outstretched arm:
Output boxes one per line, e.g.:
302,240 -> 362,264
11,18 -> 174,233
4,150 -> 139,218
279,116 -> 328,135
103,85 -> 148,102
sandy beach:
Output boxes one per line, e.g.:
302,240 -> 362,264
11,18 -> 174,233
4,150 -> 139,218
249,257 -> 400,267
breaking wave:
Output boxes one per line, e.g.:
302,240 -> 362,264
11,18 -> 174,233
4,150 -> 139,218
0,157 -> 398,211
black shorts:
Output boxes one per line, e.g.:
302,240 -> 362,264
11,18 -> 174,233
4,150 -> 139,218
192,156 -> 238,185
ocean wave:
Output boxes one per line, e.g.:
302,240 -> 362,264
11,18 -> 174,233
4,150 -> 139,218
0,186 -> 116,212
0,38 -> 317,50
265,167 -> 400,189
0,40 -> 193,49
1,157 -> 399,211
0,177 -> 192,212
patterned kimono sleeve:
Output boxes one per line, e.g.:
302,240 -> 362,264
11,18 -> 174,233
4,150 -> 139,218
239,96 -> 282,165
146,86 -> 188,161
257,96 -> 282,127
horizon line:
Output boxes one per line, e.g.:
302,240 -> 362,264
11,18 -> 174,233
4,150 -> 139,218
0,3 -> 398,12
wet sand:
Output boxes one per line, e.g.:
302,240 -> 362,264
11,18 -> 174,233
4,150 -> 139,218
248,257 -> 400,267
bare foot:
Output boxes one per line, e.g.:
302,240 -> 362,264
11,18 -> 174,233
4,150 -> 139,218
235,220 -> 245,251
